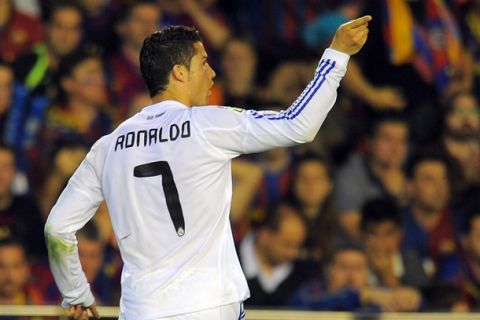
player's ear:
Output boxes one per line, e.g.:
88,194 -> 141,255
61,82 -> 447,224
171,64 -> 188,83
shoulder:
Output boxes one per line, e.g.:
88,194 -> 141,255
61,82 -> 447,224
89,134 -> 112,153
84,134 -> 112,164
190,105 -> 248,128
191,105 -> 247,115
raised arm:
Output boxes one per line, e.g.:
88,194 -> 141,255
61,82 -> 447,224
195,16 -> 372,157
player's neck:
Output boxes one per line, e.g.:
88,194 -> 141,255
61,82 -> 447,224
152,88 -> 191,107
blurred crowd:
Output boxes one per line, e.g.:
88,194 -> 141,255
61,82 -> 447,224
2,0 -> 480,314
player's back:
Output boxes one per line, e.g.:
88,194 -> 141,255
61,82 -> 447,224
96,101 -> 249,319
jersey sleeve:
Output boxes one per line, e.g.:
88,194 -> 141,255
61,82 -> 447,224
44,141 -> 105,308
193,48 -> 349,158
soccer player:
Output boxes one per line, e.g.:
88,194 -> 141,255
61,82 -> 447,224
45,16 -> 371,320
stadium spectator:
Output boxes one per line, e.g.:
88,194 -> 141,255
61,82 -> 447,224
9,1 -> 85,177
238,202 -> 311,306
342,0 -> 472,147
208,36 -> 262,107
288,153 -> 339,264
0,238 -> 44,305
361,197 -> 429,288
435,91 -> 480,196
44,48 -> 112,148
291,244 -> 421,312
0,144 -> 45,260
13,0 -> 84,95
0,0 -> 43,63
402,152 -> 463,279
38,146 -> 87,220
250,147 -> 294,228
36,48 -> 112,216
77,0 -> 120,55
266,60 -> 313,108
230,158 -> 263,224
223,1 -> 324,81
77,222 -> 118,305
108,0 -> 161,121
456,194 -> 480,309
230,158 -> 263,241
334,111 -> 409,240
158,0 -> 231,52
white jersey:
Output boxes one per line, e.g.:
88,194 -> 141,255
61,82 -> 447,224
45,48 -> 349,319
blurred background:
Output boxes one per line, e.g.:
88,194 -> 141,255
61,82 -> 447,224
1,0 -> 480,317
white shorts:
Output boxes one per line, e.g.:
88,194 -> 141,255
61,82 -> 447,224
119,302 -> 246,320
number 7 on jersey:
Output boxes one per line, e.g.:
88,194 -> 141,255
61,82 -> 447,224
134,161 -> 185,237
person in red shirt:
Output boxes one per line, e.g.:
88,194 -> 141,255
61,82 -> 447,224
402,152 -> 463,279
0,238 -> 45,305
0,0 -> 43,62
108,1 -> 161,122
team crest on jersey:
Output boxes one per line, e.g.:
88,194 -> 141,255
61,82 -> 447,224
221,106 -> 244,113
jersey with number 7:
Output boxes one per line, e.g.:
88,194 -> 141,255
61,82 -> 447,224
45,48 -> 348,319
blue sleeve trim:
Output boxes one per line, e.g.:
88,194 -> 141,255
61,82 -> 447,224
248,59 -> 336,121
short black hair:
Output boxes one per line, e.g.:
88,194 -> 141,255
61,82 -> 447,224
288,151 -> 334,205
140,25 -> 202,97
44,0 -> 86,25
262,202 -> 307,233
360,197 -> 402,232
293,152 -> 333,178
405,150 -> 451,179
0,237 -> 26,253
57,46 -> 99,78
56,46 -> 101,104
115,0 -> 158,25
442,90 -> 479,116
367,110 -> 408,138
324,243 -> 366,266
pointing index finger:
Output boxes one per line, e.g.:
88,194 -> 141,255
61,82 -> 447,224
346,15 -> 372,29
